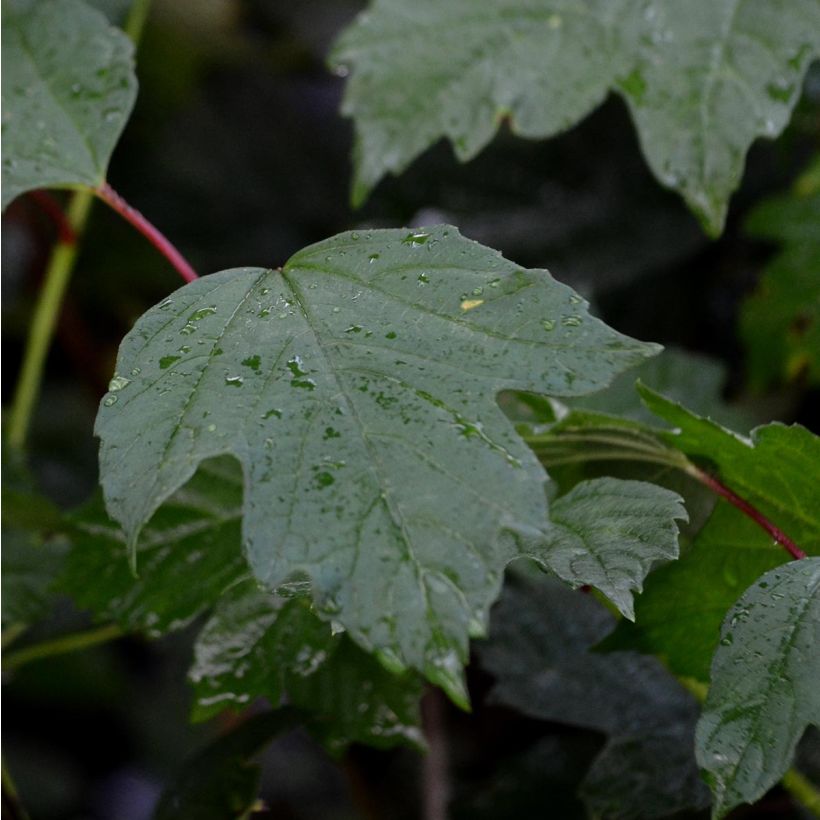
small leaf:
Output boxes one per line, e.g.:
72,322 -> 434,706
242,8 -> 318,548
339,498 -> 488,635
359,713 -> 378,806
95,226 -> 656,697
1,0 -> 137,208
332,0 -> 820,234
696,559 -> 820,818
61,458 -> 424,750
529,477 -> 687,620
153,708 -> 302,820
481,576 -> 710,819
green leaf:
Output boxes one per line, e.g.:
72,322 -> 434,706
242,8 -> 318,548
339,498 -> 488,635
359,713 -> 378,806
61,458 -> 424,750
740,157 -> 820,388
332,0 -> 820,234
1,0 -> 137,209
95,225 -> 656,700
153,708 -> 302,820
526,477 -> 687,620
696,559 -> 820,818
481,576 -> 710,818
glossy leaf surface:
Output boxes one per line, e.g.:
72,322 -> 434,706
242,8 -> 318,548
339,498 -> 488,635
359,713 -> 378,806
332,0 -> 820,233
696,559 -> 820,818
61,458 -> 423,750
1,0 -> 137,208
95,226 -> 655,699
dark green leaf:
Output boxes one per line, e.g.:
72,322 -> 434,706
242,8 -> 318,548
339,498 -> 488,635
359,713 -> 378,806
526,477 -> 687,620
740,157 -> 820,388
696,559 -> 820,818
153,708 -> 302,820
95,226 -> 656,700
481,576 -> 709,818
61,457 -> 424,750
1,0 -> 137,208
332,0 -> 820,233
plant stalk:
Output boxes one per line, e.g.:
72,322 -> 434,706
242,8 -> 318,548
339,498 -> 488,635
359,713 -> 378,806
3,623 -> 122,672
421,688 -> 450,820
6,191 -> 94,451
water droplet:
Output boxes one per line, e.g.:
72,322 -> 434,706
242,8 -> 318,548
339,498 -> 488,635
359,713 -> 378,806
159,355 -> 180,369
720,633 -> 734,646
130,367 -> 141,376
332,306 -> 341,314
548,13 -> 562,28
103,395 -> 118,406
418,273 -> 429,283
262,408 -> 282,420
345,325 -> 363,334
488,278 -> 501,288
472,286 -> 484,296
108,375 -> 131,391
542,319 -> 556,331
241,355 -> 261,371
460,299 -> 484,311
402,231 -> 430,246
569,294 -> 583,305
385,331 -> 397,340
368,253 -> 380,263
225,376 -> 244,387
561,315 -> 582,327
350,231 -> 360,240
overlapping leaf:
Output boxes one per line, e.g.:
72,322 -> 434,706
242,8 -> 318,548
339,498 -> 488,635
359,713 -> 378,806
696,559 -> 820,818
1,0 -> 137,208
332,0 -> 820,233
61,458 -> 424,750
480,576 -> 710,818
94,226 -> 656,699
740,157 -> 820,388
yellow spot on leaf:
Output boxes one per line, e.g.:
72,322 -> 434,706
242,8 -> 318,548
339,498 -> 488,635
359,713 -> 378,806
460,299 -> 484,311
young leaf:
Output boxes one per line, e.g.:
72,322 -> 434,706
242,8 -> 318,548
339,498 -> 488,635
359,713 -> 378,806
525,477 -> 687,620
740,158 -> 820,388
332,0 -> 820,234
696,559 -> 820,818
61,458 -> 424,750
153,708 -> 303,820
1,0 -> 137,209
481,576 -> 710,818
95,225 -> 656,699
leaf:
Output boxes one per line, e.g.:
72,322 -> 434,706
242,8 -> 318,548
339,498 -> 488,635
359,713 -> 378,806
603,390 -> 820,679
1,0 -> 137,209
480,576 -> 710,818
331,0 -> 820,234
526,477 -> 687,620
153,708 -> 302,820
740,157 -> 820,388
695,559 -> 820,818
61,457 -> 424,750
94,225 -> 656,700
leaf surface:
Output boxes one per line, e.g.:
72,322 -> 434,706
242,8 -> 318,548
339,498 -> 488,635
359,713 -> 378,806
95,226 -> 655,699
1,0 -> 137,208
696,559 -> 820,818
481,576 -> 709,818
61,458 -> 424,750
332,0 -> 820,233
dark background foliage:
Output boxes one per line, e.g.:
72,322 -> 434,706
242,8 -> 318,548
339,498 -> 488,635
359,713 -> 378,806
2,1 -> 818,817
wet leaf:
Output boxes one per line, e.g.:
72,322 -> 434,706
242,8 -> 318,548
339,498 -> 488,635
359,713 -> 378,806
61,457 -> 424,751
481,576 -> 710,818
95,226 -> 656,702
696,559 -> 820,818
1,0 -> 137,208
332,0 -> 820,234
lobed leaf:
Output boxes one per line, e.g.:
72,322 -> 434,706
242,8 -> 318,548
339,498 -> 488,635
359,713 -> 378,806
332,0 -> 820,234
94,225 -> 656,701
696,559 -> 820,818
1,0 -> 137,208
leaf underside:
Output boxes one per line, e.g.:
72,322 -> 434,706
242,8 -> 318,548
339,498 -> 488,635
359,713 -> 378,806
332,0 -> 820,234
696,559 -> 820,818
1,0 -> 137,208
94,225 -> 656,700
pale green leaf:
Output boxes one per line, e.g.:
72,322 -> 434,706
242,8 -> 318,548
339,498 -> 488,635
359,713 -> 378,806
95,226 -> 656,701
332,0 -> 820,233
1,0 -> 137,208
526,477 -> 687,620
696,559 -> 820,818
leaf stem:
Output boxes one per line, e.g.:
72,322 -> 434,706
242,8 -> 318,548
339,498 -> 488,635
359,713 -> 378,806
3,623 -> 122,672
6,191 -> 94,451
683,464 -> 807,560
781,770 -> 820,817
421,688 -> 450,820
94,182 -> 198,283
124,0 -> 152,42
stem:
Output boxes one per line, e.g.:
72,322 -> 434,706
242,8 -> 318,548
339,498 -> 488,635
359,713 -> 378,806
3,623 -> 122,672
1,624 -> 28,651
421,688 -> 450,820
684,464 -> 807,560
29,190 -> 77,243
7,191 -> 94,451
94,182 -> 198,283
2,761 -> 30,820
124,0 -> 152,42
781,770 -> 820,817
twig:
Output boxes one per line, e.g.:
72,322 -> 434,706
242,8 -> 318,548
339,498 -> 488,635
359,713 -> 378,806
421,688 -> 450,820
